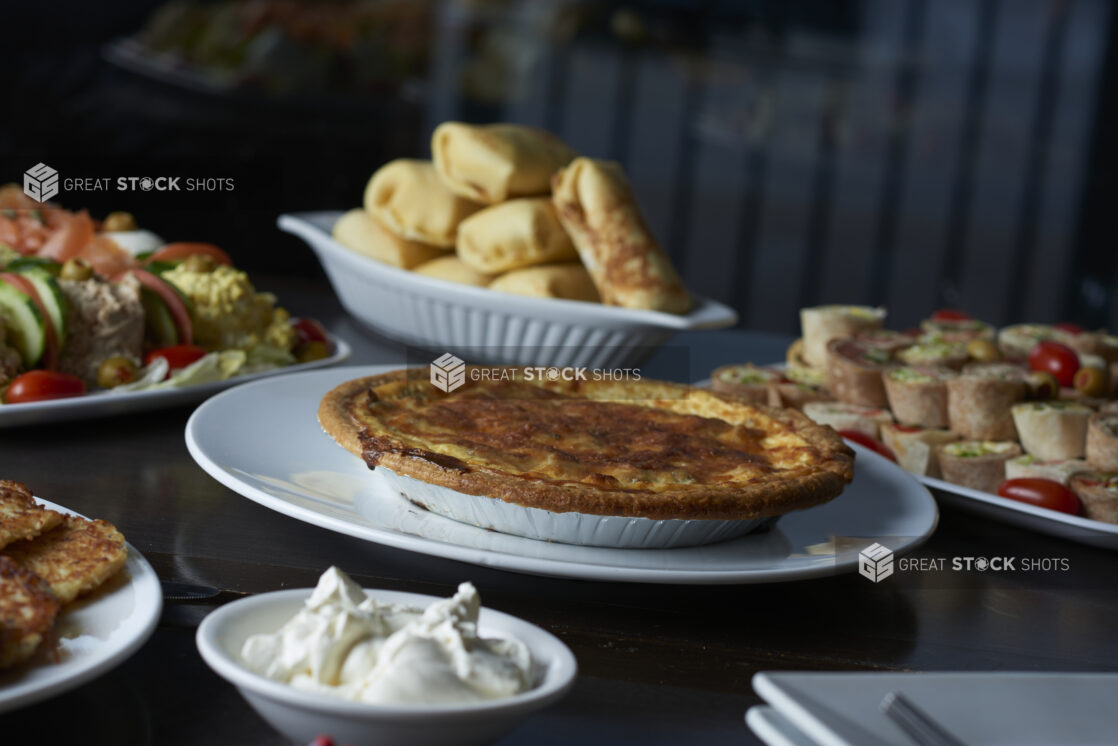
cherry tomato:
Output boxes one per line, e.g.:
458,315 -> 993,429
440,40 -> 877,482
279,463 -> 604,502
931,309 -> 973,321
996,478 -> 1081,515
4,370 -> 86,404
308,737 -> 335,746
145,344 -> 206,376
291,317 -> 329,346
145,242 -> 232,266
838,430 -> 896,462
1053,322 -> 1085,335
1028,340 -> 1080,387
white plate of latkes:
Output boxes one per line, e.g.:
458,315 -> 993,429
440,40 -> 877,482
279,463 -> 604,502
0,500 -> 162,713
279,212 -> 738,369
185,365 -> 940,585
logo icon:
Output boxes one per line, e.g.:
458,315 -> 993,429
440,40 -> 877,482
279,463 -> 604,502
858,542 -> 894,583
23,163 -> 59,203
430,353 -> 466,393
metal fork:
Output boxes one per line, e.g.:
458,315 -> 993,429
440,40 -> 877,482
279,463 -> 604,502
880,691 -> 967,746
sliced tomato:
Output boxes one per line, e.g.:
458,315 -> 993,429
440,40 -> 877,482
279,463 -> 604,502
931,308 -> 973,321
116,268 -> 193,346
0,272 -> 58,370
36,210 -> 94,264
145,242 -> 232,266
144,344 -> 206,376
838,430 -> 896,461
5,370 -> 85,403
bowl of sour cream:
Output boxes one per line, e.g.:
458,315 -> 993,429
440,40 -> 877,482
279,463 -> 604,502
196,567 -> 577,746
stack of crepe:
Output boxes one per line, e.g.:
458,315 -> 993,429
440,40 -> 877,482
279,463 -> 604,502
0,480 -> 127,669
332,122 -> 691,313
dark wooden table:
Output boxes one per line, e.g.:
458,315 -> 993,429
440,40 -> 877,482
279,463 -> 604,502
5,275 -> 1118,745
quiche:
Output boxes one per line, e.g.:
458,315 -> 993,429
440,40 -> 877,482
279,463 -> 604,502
319,369 -> 854,520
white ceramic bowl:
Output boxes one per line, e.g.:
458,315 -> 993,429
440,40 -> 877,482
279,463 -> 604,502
376,466 -> 778,548
196,587 -> 577,746
279,211 -> 737,368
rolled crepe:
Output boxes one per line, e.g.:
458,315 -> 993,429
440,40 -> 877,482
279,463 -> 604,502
432,122 -> 576,204
710,364 -> 782,407
1069,472 -> 1118,523
1011,401 -> 1091,460
883,366 -> 956,429
824,338 -> 891,408
456,198 -> 577,274
997,323 -> 1076,358
919,318 -> 995,343
880,424 -> 959,478
1005,455 -> 1090,485
1086,412 -> 1118,470
801,401 -> 893,439
1069,332 -> 1118,363
332,208 -> 446,269
937,440 -> 1022,494
946,368 -> 1027,440
488,263 -> 600,303
896,340 -> 969,371
365,159 -> 482,247
799,306 -> 886,369
552,158 -> 691,314
412,255 -> 494,287
785,339 -> 826,386
767,382 -> 834,411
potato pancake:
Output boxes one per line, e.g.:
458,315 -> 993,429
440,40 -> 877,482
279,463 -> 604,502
3,515 -> 127,605
0,556 -> 59,669
0,480 -> 64,550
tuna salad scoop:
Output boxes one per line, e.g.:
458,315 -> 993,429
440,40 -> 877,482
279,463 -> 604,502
57,273 -> 144,385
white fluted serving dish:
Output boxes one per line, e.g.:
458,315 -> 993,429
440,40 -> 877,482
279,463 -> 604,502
279,212 -> 737,368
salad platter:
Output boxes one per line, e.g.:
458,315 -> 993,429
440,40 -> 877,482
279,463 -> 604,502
0,187 -> 349,425
0,337 -> 349,428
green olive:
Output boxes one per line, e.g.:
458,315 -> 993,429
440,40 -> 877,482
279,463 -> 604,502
967,338 -> 1001,362
295,341 -> 329,363
1074,366 -> 1108,397
184,254 -> 216,273
60,257 -> 93,281
97,356 -> 138,388
1026,371 -> 1060,400
102,211 -> 137,232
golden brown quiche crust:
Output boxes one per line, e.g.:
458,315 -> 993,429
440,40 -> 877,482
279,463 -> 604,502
319,369 -> 854,520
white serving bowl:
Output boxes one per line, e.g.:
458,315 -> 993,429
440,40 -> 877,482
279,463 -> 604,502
279,211 -> 737,368
196,587 -> 578,746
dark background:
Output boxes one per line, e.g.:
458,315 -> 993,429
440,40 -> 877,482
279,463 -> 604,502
3,0 -> 1116,334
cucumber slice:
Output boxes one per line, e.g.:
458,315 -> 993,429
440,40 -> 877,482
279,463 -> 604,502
0,280 -> 46,366
146,260 -> 181,275
19,269 -> 68,347
5,257 -> 62,276
139,286 -> 178,347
